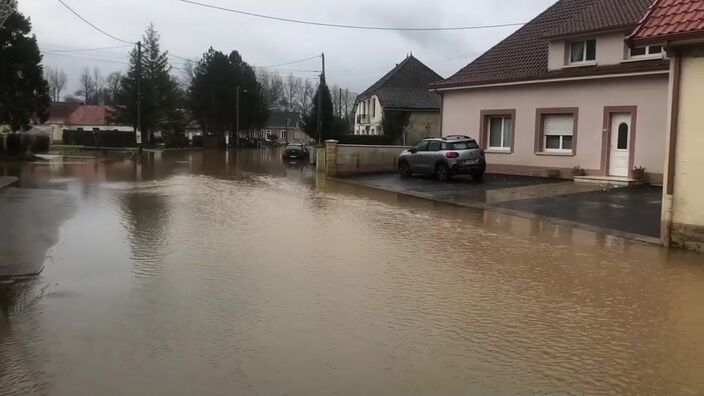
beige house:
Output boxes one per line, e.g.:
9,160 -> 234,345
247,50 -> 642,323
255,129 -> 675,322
630,0 -> 704,251
355,56 -> 442,145
433,0 -> 670,184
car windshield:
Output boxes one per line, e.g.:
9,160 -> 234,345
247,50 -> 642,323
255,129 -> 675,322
448,140 -> 479,150
286,145 -> 303,150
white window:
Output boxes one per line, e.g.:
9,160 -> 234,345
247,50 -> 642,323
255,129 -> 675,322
487,116 -> 512,151
280,130 -> 287,139
372,98 -> 376,118
543,114 -> 574,152
570,39 -> 596,64
629,44 -> 664,58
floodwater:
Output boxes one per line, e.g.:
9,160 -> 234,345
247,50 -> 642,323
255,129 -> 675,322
1,149 -> 703,395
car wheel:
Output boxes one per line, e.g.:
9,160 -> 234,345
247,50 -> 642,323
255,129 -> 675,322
470,171 -> 484,181
399,161 -> 412,178
436,163 -> 451,182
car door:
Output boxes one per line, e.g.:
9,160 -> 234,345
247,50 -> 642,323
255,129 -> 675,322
421,141 -> 443,172
407,141 -> 428,172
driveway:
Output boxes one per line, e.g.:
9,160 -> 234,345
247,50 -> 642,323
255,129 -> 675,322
338,173 -> 663,240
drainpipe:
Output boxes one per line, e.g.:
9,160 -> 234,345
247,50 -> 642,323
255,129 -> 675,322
662,49 -> 682,247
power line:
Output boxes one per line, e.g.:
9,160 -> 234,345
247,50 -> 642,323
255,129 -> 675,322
56,0 -> 134,44
179,0 -> 526,31
42,44 -> 133,53
257,54 -> 321,68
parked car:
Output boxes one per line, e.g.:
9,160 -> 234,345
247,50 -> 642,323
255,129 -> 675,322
282,143 -> 309,161
398,136 -> 486,181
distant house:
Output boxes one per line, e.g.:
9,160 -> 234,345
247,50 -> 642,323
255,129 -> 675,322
630,0 -> 704,250
185,120 -> 204,143
354,55 -> 442,144
251,111 -> 308,144
36,102 -> 132,143
433,0 -> 670,183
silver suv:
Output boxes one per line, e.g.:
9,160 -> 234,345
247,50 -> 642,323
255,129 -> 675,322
398,136 -> 486,181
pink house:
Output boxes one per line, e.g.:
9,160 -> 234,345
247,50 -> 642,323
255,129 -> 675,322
433,0 -> 669,184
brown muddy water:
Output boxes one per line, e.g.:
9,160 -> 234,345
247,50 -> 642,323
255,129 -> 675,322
1,149 -> 703,395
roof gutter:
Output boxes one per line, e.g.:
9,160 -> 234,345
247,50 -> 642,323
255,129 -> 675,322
431,70 -> 669,92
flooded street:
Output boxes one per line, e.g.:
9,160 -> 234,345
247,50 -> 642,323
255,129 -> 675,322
1,149 -> 704,395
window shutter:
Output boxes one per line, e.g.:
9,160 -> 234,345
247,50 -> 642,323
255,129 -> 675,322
543,114 -> 574,136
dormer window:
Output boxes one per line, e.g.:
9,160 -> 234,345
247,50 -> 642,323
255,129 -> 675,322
629,44 -> 664,59
569,39 -> 596,64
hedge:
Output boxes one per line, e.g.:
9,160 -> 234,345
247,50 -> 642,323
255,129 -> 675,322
2,134 -> 50,154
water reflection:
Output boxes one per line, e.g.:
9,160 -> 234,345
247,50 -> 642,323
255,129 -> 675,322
0,148 -> 703,395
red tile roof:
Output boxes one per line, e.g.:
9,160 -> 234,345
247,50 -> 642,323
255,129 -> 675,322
45,102 -> 81,124
434,0 -> 667,89
631,0 -> 704,43
65,105 -> 118,126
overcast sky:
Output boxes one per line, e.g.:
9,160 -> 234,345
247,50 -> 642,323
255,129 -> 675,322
19,0 -> 555,97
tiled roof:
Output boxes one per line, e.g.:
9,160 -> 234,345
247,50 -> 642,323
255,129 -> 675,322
65,105 -> 118,126
266,111 -> 301,128
548,0 -> 655,38
45,102 -> 81,124
358,56 -> 442,110
435,0 -> 668,89
630,0 -> 704,43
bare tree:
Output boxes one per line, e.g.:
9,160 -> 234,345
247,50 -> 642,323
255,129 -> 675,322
44,67 -> 68,101
75,67 -> 95,104
282,74 -> 302,112
93,67 -> 105,104
105,71 -> 123,105
296,79 -> 315,115
257,70 -> 285,111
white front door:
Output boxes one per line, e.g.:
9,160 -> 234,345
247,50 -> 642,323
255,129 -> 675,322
609,113 -> 632,177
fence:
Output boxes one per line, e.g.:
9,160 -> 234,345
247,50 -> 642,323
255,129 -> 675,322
63,130 -> 137,148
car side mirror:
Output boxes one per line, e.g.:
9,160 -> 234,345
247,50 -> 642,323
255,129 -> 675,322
409,148 -> 418,154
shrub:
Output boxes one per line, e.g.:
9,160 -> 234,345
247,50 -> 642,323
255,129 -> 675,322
4,134 -> 27,155
572,166 -> 586,177
30,134 -> 50,153
328,134 -> 396,146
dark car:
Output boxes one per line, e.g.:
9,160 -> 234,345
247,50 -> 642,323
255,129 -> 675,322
398,136 -> 486,181
282,144 -> 309,161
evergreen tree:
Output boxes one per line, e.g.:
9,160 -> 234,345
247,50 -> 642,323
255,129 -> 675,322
0,4 -> 50,132
302,76 -> 334,141
189,48 -> 268,137
117,24 -> 179,145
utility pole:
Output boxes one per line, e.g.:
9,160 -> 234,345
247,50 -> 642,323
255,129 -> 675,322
317,53 -> 325,145
235,85 -> 240,149
136,41 -> 143,153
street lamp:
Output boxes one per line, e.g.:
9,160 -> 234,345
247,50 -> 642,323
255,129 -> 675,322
235,86 -> 248,149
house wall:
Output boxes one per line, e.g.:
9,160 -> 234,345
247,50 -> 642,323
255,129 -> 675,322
548,32 -> 630,70
354,95 -> 383,135
441,74 -> 669,181
670,53 -> 704,250
406,111 -> 441,145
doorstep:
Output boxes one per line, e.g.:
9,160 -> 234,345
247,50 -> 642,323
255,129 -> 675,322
573,175 -> 646,187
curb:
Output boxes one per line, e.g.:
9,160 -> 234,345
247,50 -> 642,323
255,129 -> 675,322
334,177 -> 662,247
0,176 -> 18,191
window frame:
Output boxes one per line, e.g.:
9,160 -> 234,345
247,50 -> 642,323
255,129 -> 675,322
479,109 -> 516,154
535,108 -> 579,156
628,44 -> 665,60
568,39 -> 597,65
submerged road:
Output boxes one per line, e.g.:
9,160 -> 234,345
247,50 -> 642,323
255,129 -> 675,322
1,149 -> 703,396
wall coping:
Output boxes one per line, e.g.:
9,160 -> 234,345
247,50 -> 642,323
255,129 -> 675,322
337,144 -> 410,149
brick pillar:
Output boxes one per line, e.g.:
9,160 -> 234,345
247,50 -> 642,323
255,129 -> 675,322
325,140 -> 338,177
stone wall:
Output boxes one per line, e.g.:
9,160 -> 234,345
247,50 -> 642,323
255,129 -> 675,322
321,140 -> 408,177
